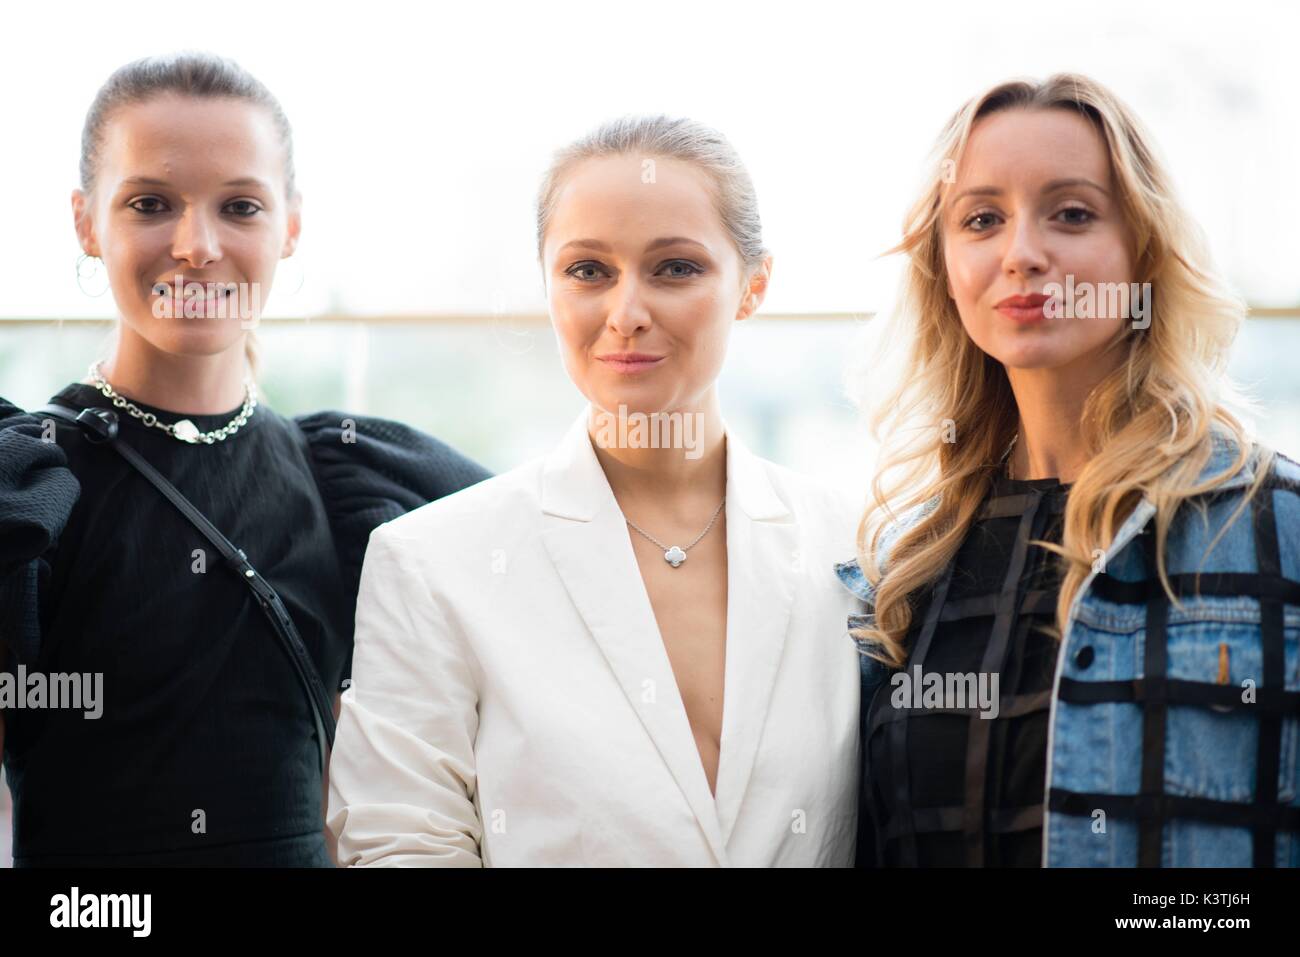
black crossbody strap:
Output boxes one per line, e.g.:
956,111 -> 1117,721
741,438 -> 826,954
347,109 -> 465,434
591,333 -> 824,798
36,403 -> 336,773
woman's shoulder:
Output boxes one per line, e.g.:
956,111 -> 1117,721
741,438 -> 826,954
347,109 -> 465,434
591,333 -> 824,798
735,445 -> 865,539
372,452 -> 546,545
294,410 -> 491,501
759,453 -> 858,505
1199,427 -> 1299,488
292,410 -> 494,597
1181,434 -> 1300,537
1265,448 -> 1300,488
1256,447 -> 1300,551
0,396 -> 81,559
833,496 -> 939,605
293,409 -> 491,527
0,396 -> 83,664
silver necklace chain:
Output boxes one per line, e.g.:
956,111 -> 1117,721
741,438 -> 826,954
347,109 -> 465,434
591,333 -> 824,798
88,360 -> 258,445
1002,432 -> 1019,481
626,497 -> 726,568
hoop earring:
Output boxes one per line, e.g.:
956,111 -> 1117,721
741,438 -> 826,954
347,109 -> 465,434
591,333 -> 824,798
75,253 -> 110,298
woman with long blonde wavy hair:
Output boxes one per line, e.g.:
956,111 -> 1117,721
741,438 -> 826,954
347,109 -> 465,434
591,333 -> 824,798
836,73 -> 1300,867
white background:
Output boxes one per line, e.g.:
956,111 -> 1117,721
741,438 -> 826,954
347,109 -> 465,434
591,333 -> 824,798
1,0 -> 1297,320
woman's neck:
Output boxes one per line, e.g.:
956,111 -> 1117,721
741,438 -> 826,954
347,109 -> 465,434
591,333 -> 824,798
91,327 -> 251,415
1005,348 -> 1123,483
588,396 -> 727,506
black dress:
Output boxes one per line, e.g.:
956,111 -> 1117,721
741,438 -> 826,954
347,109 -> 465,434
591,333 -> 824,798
0,384 -> 489,866
858,473 -> 1070,867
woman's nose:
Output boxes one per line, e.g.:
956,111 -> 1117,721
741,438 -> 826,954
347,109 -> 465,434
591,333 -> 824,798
170,207 -> 221,268
606,277 -> 653,337
1001,216 -> 1050,278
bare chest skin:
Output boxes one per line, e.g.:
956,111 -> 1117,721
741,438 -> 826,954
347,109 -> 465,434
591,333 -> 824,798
627,514 -> 729,797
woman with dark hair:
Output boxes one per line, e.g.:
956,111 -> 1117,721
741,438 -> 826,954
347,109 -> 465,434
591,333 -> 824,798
0,52 -> 489,867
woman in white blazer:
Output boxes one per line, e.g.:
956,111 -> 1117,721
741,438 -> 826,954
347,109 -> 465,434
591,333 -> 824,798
326,115 -> 862,867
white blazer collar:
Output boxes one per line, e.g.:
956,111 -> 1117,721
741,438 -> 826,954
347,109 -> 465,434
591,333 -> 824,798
541,407 -> 790,523
538,406 -> 799,864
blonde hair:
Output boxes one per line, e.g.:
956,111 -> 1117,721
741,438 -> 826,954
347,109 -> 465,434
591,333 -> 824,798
853,73 -> 1272,668
535,114 -> 768,272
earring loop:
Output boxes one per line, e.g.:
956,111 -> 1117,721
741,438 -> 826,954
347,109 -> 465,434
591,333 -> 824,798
75,253 -> 110,298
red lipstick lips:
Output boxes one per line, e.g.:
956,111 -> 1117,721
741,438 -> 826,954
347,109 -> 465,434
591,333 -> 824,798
995,293 -> 1052,323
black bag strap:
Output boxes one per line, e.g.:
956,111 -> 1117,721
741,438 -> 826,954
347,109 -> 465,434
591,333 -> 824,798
36,403 -> 336,773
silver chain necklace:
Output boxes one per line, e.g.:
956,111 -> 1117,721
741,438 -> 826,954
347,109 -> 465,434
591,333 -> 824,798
88,360 -> 258,445
625,497 -> 726,568
1003,432 -> 1019,481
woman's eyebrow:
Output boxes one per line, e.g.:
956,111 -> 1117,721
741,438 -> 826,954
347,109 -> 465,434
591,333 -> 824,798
555,236 -> 710,257
949,185 -> 1001,206
1043,177 -> 1110,197
223,176 -> 273,190
644,236 -> 708,253
116,175 -> 273,190
557,238 -> 612,256
119,176 -> 171,188
948,178 -> 1110,207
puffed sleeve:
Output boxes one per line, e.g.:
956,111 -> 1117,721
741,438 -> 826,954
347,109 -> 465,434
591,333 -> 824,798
325,524 -> 483,866
294,411 -> 491,687
0,399 -> 81,666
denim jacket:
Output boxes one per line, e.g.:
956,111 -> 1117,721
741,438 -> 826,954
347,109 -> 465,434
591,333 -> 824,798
836,437 -> 1300,866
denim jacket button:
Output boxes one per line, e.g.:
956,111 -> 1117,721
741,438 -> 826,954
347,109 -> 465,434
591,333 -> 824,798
1074,645 -> 1095,670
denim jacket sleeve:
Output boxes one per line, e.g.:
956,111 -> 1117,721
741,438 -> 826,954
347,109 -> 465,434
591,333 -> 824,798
833,497 -> 938,693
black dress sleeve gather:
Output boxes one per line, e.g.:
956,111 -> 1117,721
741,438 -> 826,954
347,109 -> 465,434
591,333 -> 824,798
293,409 -> 492,620
1,390 -> 487,863
0,399 -> 80,666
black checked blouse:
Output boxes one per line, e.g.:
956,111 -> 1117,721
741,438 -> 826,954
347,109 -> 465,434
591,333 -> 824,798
859,473 -> 1070,867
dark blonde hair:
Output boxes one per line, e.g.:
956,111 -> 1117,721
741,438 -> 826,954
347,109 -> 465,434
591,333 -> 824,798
535,114 -> 767,273
854,73 -> 1269,668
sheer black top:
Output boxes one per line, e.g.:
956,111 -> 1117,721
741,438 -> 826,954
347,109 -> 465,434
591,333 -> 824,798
858,474 -> 1070,867
0,385 -> 489,866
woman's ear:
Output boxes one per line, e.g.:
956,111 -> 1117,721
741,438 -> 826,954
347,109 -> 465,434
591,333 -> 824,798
736,254 -> 773,322
71,188 -> 99,257
281,191 -> 303,258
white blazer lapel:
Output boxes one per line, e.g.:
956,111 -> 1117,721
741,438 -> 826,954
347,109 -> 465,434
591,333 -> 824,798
713,428 -> 798,843
539,410 -> 728,864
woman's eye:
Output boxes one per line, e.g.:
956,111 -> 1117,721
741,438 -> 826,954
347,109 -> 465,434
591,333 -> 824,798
128,197 -> 167,214
1055,205 -> 1094,226
225,200 -> 262,217
565,262 -> 607,281
962,211 -> 1000,232
658,259 -> 703,278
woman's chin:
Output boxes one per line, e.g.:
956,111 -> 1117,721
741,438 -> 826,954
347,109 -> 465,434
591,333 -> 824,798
585,384 -> 674,418
992,336 -> 1088,372
999,352 -> 1063,371
134,326 -> 248,359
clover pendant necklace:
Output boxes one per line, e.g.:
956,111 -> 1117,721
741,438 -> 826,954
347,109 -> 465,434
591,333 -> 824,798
625,497 -> 726,568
